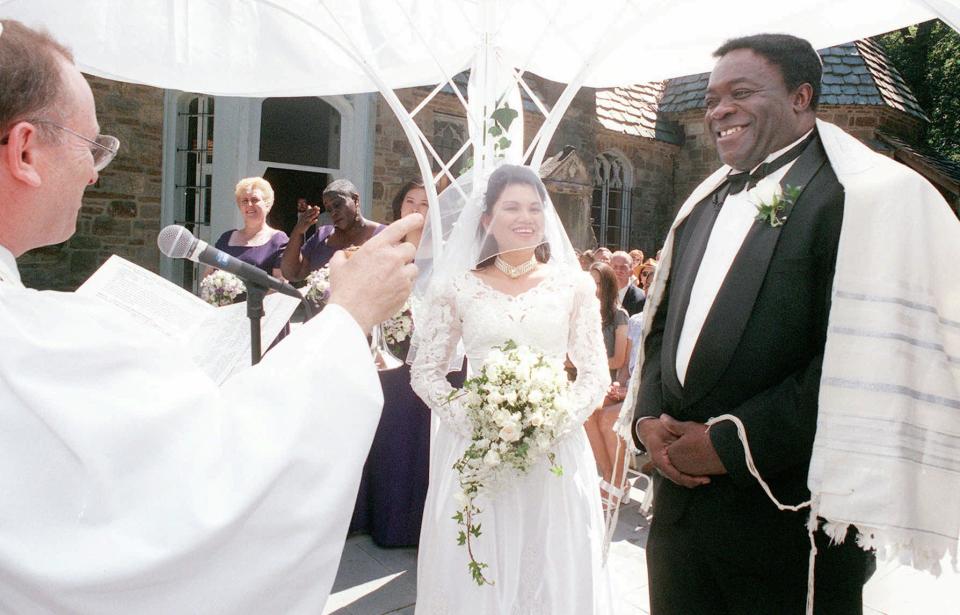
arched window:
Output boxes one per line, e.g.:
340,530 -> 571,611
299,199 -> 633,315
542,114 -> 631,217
592,151 -> 632,249
259,97 -> 341,169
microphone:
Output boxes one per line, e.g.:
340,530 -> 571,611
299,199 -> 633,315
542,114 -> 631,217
157,225 -> 302,300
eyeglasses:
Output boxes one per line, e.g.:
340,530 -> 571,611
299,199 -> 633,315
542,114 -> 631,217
35,120 -> 120,171
1,119 -> 120,171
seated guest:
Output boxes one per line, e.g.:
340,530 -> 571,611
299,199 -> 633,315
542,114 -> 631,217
593,246 -> 612,264
579,249 -> 595,270
639,258 -> 657,294
625,259 -> 658,380
211,177 -> 288,282
281,178 -> 384,280
611,250 -> 645,316
350,179 -> 460,548
583,262 -> 630,509
629,248 -> 644,283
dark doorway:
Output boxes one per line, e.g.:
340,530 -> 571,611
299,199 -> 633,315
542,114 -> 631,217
263,167 -> 330,236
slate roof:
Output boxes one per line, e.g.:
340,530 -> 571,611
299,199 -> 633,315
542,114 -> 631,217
594,82 -> 685,144
658,39 -> 928,121
876,131 -> 960,187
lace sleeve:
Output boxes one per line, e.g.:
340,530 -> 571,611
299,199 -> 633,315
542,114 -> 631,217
564,273 -> 611,426
409,282 -> 472,438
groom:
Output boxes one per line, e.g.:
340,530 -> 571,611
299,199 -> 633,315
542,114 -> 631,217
632,34 -> 876,614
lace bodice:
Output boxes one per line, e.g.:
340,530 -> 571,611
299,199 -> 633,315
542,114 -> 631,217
410,266 -> 610,438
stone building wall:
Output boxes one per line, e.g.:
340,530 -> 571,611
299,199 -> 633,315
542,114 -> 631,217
371,86 -> 472,223
18,75 -> 165,291
370,78 -> 678,254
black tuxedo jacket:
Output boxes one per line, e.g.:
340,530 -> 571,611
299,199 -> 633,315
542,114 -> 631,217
633,135 -> 844,532
621,284 -> 646,316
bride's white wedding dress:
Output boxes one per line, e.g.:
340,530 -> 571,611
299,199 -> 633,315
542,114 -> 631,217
411,266 -> 612,615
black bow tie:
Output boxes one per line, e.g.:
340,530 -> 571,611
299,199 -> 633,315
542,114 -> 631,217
723,131 -> 816,196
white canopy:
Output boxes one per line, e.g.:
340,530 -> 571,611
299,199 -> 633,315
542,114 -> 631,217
0,0 -> 953,96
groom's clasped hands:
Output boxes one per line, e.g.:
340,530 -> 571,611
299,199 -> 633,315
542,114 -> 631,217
638,414 -> 726,488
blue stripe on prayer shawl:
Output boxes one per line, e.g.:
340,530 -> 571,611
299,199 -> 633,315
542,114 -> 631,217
829,326 -> 960,365
817,443 -> 960,475
819,411 -> 960,451
834,290 -> 960,330
823,377 -> 960,411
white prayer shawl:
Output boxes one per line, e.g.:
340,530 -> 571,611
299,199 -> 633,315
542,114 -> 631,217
0,268 -> 383,613
619,119 -> 960,574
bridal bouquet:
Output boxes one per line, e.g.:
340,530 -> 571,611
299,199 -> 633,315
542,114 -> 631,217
301,266 -> 331,307
382,300 -> 414,345
446,340 -> 571,585
199,270 -> 246,306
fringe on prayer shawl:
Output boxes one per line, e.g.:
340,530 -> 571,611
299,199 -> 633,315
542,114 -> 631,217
808,120 -> 960,576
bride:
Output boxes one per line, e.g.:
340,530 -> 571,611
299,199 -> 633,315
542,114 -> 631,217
410,164 -> 613,614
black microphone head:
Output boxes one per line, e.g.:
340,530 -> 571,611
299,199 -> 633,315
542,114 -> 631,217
158,225 -> 197,259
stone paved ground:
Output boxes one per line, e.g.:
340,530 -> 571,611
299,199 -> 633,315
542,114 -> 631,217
323,479 -> 959,615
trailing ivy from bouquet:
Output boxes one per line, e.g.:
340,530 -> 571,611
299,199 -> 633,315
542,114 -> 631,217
445,340 -> 571,586
199,270 -> 246,306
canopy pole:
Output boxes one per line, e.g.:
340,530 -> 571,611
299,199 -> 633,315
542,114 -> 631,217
528,0 -> 636,171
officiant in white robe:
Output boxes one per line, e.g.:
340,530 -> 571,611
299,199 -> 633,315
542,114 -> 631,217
0,19 -> 421,614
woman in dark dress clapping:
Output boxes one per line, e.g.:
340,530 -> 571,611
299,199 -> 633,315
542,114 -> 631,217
280,178 -> 385,280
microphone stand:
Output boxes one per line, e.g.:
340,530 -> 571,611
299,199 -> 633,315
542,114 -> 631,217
247,284 -> 316,366
246,283 -> 267,366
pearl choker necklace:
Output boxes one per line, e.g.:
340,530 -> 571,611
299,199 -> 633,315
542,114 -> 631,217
494,255 -> 538,279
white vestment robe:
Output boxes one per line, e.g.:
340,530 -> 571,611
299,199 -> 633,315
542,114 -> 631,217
0,249 -> 383,613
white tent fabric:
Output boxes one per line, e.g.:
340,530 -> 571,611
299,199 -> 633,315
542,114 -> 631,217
0,0 -> 947,96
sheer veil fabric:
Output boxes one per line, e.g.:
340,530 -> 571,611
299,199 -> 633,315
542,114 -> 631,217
409,163 -> 581,370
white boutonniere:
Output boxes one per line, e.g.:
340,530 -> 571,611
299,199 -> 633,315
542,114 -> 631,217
749,179 -> 802,228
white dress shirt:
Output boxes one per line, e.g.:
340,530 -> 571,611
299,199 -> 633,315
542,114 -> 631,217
0,244 -> 23,287
675,129 -> 813,384
0,251 -> 383,614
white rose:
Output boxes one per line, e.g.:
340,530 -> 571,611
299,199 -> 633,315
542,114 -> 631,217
749,176 -> 782,208
487,389 -> 504,405
527,411 -> 544,427
499,421 -> 521,442
476,438 -> 490,449
483,449 -> 501,467
532,367 -> 554,386
504,390 -> 518,405
493,409 -> 511,426
465,390 -> 483,408
527,389 -> 544,405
